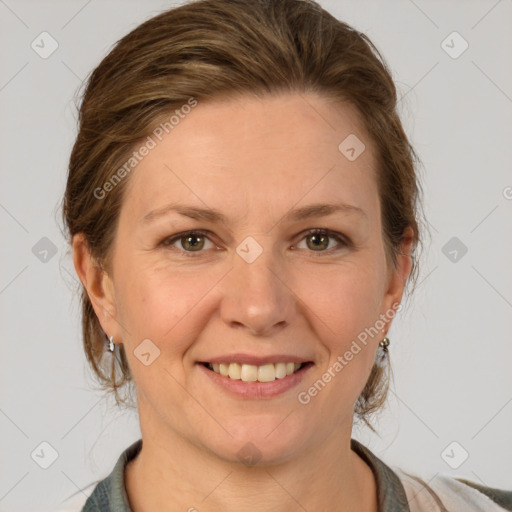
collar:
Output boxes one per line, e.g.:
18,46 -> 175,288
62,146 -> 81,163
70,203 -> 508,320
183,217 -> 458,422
82,438 -> 411,511
351,438 -> 410,511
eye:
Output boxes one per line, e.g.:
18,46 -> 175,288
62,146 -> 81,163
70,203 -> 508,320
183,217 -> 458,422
295,229 -> 349,252
161,228 -> 350,256
161,230 -> 216,254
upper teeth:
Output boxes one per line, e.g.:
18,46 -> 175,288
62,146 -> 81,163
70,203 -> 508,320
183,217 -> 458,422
209,362 -> 302,382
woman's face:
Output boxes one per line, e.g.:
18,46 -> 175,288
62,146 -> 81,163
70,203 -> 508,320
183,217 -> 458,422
85,93 -> 411,464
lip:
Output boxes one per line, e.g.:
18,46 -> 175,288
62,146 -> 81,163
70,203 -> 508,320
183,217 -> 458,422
199,353 -> 311,366
197,361 -> 313,399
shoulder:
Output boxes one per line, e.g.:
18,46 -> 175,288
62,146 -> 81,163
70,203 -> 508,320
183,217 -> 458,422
55,439 -> 142,512
453,477 -> 512,511
395,467 -> 512,512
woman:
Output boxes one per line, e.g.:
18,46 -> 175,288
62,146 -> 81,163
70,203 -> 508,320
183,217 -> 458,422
60,0 -> 511,510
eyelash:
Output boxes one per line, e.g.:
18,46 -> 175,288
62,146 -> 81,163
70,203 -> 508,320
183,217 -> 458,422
160,228 -> 351,257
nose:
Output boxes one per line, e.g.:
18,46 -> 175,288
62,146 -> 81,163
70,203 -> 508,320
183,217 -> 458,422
219,241 -> 295,337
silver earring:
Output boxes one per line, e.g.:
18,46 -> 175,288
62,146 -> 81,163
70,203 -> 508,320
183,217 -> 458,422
375,336 -> 390,367
379,337 -> 390,352
107,335 -> 115,353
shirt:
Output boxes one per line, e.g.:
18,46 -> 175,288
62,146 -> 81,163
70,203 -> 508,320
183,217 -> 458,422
55,438 -> 512,511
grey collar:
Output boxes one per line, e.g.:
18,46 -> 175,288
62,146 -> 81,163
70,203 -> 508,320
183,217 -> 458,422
82,438 -> 411,511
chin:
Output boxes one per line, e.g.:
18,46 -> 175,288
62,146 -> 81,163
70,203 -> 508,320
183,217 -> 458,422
200,414 -> 311,467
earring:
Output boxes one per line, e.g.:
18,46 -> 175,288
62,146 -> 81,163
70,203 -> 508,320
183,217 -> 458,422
375,336 -> 390,367
106,335 -> 115,353
379,337 -> 390,353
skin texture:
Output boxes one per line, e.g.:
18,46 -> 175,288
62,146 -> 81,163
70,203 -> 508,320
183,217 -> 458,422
74,93 -> 413,511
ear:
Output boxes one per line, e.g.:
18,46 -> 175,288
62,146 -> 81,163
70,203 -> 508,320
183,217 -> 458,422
72,233 -> 121,342
380,226 -> 415,329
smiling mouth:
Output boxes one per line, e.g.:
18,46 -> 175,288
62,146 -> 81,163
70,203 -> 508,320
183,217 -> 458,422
200,361 -> 313,383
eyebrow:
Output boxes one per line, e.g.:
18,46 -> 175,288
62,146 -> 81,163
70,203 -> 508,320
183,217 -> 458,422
141,202 -> 367,225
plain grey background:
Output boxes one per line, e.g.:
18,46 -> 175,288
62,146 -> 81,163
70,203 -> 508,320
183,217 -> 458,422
1,0 -> 511,510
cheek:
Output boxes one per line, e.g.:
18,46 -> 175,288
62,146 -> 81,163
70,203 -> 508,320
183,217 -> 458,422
113,264 -> 206,392
114,259 -> 219,350
301,259 -> 387,402
298,268 -> 383,407
304,262 -> 385,338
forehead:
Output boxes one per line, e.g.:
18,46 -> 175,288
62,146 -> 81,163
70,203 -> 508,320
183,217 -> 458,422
121,93 -> 379,224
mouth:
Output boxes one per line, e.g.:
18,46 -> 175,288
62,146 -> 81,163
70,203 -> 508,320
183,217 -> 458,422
200,361 -> 313,383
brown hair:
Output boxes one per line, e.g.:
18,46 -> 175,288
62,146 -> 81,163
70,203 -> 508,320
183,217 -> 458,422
62,0 -> 425,428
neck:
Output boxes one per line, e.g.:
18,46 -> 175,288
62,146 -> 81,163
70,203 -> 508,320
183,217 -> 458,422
125,416 -> 378,512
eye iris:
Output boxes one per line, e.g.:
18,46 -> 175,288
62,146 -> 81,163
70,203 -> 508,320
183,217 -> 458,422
182,234 -> 204,251
307,233 -> 329,251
